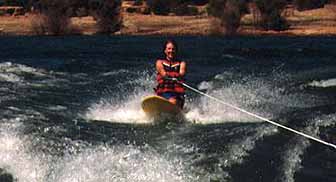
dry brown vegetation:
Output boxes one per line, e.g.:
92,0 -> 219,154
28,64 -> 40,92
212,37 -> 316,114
240,4 -> 336,35
122,13 -> 212,35
0,4 -> 336,36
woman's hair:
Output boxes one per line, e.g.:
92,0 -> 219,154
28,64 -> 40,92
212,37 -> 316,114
162,39 -> 178,54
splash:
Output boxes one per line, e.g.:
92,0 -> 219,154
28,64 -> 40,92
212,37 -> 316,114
184,71 -> 318,124
308,78 -> 336,88
223,125 -> 278,165
0,62 -> 47,77
86,70 -> 316,125
180,124 -> 279,181
0,62 -> 64,89
217,125 -> 278,180
49,145 -> 193,182
277,114 -> 336,182
184,77 -> 274,124
0,72 -> 22,82
85,72 -> 156,124
85,91 -> 151,124
100,69 -> 129,77
0,118 -> 49,182
0,118 -> 195,182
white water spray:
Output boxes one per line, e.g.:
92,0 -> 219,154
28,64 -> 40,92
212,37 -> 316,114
85,72 -> 155,124
49,145 -> 193,182
0,119 -> 49,182
181,81 -> 336,150
308,78 -> 336,88
278,114 -> 336,182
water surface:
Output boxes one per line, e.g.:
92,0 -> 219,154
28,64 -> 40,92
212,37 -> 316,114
0,36 -> 335,182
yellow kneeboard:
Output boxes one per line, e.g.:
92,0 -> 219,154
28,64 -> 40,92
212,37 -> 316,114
141,95 -> 182,118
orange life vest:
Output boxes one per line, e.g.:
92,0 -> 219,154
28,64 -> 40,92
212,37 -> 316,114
155,59 -> 185,95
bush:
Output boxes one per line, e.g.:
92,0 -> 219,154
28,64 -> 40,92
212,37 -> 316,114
76,7 -> 89,17
222,1 -> 246,34
207,0 -> 248,35
3,0 -> 23,6
260,12 -> 289,31
6,8 -> 15,15
92,0 -> 122,34
141,6 -> 151,14
255,0 -> 289,31
190,0 -> 209,5
126,7 -> 137,13
30,0 -> 80,35
294,0 -> 328,11
30,14 -> 48,35
209,17 -> 225,35
134,0 -> 143,6
146,0 -> 171,15
207,0 -> 226,17
44,8 -> 72,35
146,0 -> 206,15
173,4 -> 199,16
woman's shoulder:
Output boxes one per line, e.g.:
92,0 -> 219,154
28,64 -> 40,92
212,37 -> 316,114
156,58 -> 186,64
156,58 -> 166,63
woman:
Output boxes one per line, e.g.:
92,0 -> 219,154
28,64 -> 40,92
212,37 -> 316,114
155,39 -> 186,109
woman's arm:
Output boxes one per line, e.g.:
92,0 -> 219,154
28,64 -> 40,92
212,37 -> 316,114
179,61 -> 186,76
156,60 -> 166,77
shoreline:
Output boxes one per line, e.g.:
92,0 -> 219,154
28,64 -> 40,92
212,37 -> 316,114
1,5 -> 336,37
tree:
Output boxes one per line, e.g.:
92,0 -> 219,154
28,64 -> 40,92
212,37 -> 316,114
207,0 -> 248,35
30,0 -> 78,35
255,0 -> 289,31
3,0 -> 24,6
207,0 -> 226,17
146,0 -> 172,15
294,0 -> 328,11
222,0 -> 248,34
92,0 -> 122,34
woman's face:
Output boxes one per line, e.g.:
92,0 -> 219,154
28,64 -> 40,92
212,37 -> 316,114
164,42 -> 176,60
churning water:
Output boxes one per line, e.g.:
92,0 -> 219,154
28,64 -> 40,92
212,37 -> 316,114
0,36 -> 335,182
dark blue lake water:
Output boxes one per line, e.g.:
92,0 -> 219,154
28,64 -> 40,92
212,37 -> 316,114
0,35 -> 335,182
